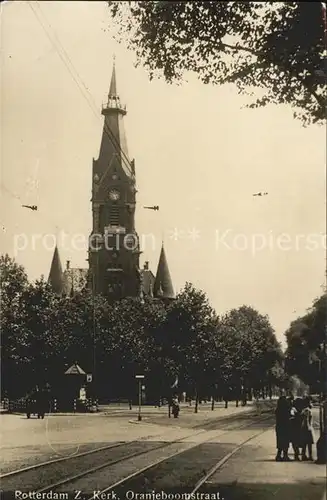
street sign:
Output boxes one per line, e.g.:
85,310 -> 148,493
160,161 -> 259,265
135,375 -> 144,379
86,374 -> 92,383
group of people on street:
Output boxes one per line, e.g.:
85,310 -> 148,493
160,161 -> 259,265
275,395 -> 315,461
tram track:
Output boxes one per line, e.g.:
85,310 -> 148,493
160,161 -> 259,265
38,415 -> 273,495
81,416 -> 273,499
1,406 -> 258,478
1,407 -> 274,495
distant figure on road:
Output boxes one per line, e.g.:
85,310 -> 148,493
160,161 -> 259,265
172,396 -> 180,418
301,397 -> 315,461
223,386 -> 232,409
275,395 -> 291,461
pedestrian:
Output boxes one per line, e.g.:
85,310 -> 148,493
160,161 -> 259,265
223,386 -> 232,409
301,396 -> 315,461
290,397 -> 303,461
171,395 -> 180,418
275,395 -> 291,461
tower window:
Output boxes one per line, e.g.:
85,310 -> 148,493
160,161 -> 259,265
109,206 -> 120,225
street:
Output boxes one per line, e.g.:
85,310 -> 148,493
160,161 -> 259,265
1,404 -> 325,500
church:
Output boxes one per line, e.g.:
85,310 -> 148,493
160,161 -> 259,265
48,64 -> 175,302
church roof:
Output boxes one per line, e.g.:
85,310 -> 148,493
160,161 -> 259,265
48,246 -> 65,295
141,268 -> 155,297
64,363 -> 86,375
153,245 -> 175,300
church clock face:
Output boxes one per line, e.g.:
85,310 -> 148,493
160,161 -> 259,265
109,189 -> 120,201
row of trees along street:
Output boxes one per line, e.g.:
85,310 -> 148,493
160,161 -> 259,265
285,292 -> 327,398
1,254 -> 289,409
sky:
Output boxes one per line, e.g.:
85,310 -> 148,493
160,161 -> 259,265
1,1 -> 326,346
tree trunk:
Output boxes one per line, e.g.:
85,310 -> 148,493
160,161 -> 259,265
236,399 -> 239,407
211,396 -> 215,411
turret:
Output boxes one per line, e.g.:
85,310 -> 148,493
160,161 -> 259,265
153,244 -> 175,300
48,245 -> 65,295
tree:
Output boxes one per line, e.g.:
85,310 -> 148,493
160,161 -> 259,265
97,295 -> 168,402
7,278 -> 62,396
1,255 -> 30,397
0,254 -> 28,308
164,283 -> 218,412
108,1 -> 326,125
286,292 -> 326,392
216,306 -> 283,404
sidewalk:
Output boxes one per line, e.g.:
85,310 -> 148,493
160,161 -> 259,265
128,401 -> 258,428
206,427 -> 326,500
1,400 -> 272,421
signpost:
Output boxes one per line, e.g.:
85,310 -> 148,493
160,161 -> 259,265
135,375 -> 144,421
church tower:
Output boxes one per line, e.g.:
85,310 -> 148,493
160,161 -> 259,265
89,64 -> 141,300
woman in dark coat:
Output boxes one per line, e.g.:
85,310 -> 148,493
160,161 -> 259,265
275,395 -> 291,461
289,397 -> 303,460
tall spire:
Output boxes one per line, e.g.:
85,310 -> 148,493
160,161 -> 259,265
106,59 -> 124,110
108,58 -> 117,97
48,245 -> 65,295
154,244 -> 175,300
98,60 -> 132,179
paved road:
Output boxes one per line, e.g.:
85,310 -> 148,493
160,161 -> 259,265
1,402 -> 324,500
1,402 -> 254,474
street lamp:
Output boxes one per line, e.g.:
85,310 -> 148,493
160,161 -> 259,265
316,338 -> 326,464
135,374 -> 144,421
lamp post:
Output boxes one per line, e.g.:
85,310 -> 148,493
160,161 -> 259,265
135,375 -> 144,421
316,336 -> 326,464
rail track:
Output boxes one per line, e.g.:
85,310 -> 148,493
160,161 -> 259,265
1,406 -> 275,496
0,405 -> 261,477
2,411 -> 273,495
82,417 -> 273,500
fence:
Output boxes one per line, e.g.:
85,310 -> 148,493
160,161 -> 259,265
1,398 -> 98,414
